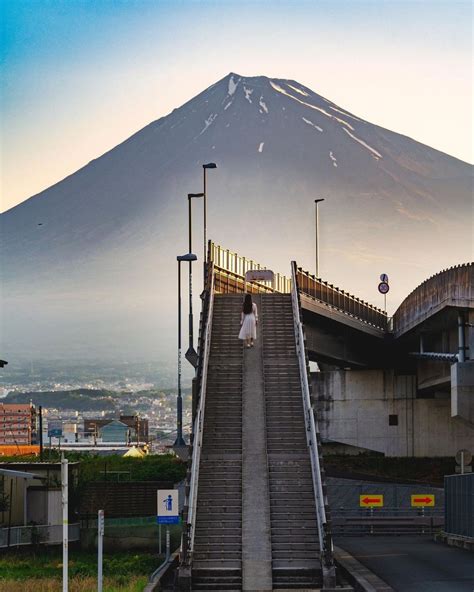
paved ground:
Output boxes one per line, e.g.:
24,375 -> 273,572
335,536 -> 474,592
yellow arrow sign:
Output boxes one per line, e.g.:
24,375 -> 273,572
411,494 -> 435,507
359,495 -> 384,507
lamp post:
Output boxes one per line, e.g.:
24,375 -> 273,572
186,193 -> 204,369
176,253 -> 197,448
202,163 -> 217,267
314,199 -> 325,278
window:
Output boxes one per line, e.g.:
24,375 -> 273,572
389,414 -> 398,426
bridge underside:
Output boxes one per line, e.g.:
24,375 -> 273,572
302,308 -> 389,369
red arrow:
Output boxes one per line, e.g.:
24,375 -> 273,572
414,497 -> 432,504
362,497 -> 381,504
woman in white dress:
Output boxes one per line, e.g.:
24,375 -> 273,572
238,294 -> 258,348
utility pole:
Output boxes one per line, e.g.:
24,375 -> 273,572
98,509 -> 104,592
314,199 -> 325,278
61,454 -> 68,592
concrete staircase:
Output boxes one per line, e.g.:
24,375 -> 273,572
190,292 -> 324,591
262,293 -> 322,590
192,295 -> 243,592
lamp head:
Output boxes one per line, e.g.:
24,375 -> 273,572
177,253 -> 198,262
203,163 -> 217,169
188,192 -> 204,199
314,198 -> 325,204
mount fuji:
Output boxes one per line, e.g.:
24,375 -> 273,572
1,73 -> 472,363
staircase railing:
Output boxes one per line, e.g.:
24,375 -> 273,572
291,261 -> 336,589
180,262 -> 216,570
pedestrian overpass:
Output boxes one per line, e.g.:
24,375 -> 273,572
176,243 -> 473,590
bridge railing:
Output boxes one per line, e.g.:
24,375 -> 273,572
291,261 -> 336,587
393,263 -> 473,336
208,242 -> 388,330
209,241 -> 291,294
180,261 -> 216,569
296,267 -> 388,330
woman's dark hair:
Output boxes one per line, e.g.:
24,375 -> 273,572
243,294 -> 253,314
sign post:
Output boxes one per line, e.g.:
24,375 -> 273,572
244,269 -> 275,292
157,490 -> 179,562
97,510 -> 104,592
360,495 -> 383,535
378,274 -> 389,313
61,454 -> 68,592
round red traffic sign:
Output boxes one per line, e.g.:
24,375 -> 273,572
378,282 -> 390,294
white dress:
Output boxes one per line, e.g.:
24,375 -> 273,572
238,302 -> 258,340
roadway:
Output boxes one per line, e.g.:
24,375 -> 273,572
336,536 -> 474,591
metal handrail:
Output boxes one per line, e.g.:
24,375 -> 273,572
185,263 -> 216,561
291,261 -> 335,585
296,267 -> 388,330
209,241 -> 292,293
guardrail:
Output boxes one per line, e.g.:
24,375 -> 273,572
180,262 -> 216,567
393,262 -> 473,336
296,267 -> 388,330
209,241 -> 291,293
291,261 -> 336,588
0,523 -> 80,548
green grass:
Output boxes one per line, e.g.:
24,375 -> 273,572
0,548 -> 158,581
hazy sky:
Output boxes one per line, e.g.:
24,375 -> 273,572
1,0 -> 472,213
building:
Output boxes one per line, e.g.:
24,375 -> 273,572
100,420 -> 129,443
0,404 -> 37,446
0,462 -> 79,527
84,415 -> 149,444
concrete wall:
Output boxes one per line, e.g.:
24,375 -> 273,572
312,369 -> 474,457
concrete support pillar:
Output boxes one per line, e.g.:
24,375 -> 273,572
458,312 -> 466,362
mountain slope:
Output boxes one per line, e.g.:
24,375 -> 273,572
1,73 -> 472,362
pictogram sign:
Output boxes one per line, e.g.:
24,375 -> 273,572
411,494 -> 435,507
359,495 -> 384,507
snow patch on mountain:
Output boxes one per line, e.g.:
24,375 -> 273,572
258,142 -> 264,153
228,75 -> 239,96
286,82 -> 309,97
343,128 -> 382,160
302,117 -> 323,132
330,105 -> 364,123
199,113 -> 218,135
269,81 -> 354,130
329,151 -> 338,167
259,96 -> 269,114
244,86 -> 254,104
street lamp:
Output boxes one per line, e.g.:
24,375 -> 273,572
176,253 -> 198,447
186,193 -> 204,369
314,199 -> 325,278
202,163 -> 217,267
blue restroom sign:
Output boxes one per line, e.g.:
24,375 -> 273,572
157,489 -> 179,524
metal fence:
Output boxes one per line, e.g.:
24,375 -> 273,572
445,473 -> 474,538
209,241 -> 292,294
296,268 -> 388,330
393,263 -> 473,336
0,523 -> 80,548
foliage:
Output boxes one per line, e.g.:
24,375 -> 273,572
324,454 -> 455,486
0,476 -> 10,512
0,549 -> 157,590
3,389 -> 123,411
0,451 -> 187,484
0,576 -> 148,591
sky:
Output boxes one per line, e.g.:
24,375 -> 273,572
1,0 -> 472,213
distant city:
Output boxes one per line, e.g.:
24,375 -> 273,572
0,359 -> 194,452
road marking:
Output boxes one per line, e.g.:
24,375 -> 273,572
351,553 -> 409,558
